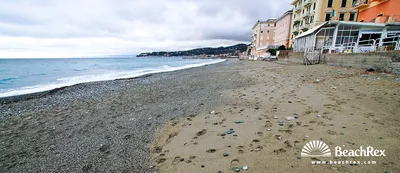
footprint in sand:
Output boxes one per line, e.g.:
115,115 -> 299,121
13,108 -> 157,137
206,149 -> 217,153
251,145 -> 263,152
231,159 -> 240,166
196,129 -> 207,136
157,158 -> 166,164
184,140 -> 198,147
172,156 -> 181,165
273,148 -> 287,154
284,140 -> 292,148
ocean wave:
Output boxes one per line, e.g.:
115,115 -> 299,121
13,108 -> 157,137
0,77 -> 16,84
0,59 -> 226,98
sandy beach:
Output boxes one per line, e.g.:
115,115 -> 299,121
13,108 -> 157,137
151,60 -> 400,172
1,59 -> 400,173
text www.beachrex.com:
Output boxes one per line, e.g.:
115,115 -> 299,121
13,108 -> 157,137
311,160 -> 377,165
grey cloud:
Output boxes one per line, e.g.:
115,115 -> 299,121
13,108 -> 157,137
0,0 -> 292,57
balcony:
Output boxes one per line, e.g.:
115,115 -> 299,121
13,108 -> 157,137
303,11 -> 311,18
295,6 -> 302,12
293,19 -> 301,25
353,0 -> 369,9
303,0 -> 312,6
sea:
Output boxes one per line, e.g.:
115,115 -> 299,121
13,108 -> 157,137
0,57 -> 226,98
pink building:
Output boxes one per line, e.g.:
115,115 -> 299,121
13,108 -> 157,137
274,10 -> 293,48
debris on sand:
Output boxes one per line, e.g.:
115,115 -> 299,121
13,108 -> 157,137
285,116 -> 295,121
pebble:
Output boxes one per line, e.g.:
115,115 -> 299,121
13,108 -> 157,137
233,167 -> 240,172
273,116 -> 278,119
180,158 -> 184,162
286,116 -> 295,121
276,135 -> 282,140
243,166 -> 248,171
226,130 -> 235,134
210,110 -> 215,114
317,115 -> 321,118
223,153 -> 229,157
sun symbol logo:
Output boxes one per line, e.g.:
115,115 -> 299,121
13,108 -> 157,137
301,140 -> 331,157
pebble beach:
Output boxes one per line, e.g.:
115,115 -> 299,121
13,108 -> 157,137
1,59 -> 400,173
0,59 -> 248,172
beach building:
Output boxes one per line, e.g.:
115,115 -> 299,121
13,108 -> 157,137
274,10 -> 294,48
354,0 -> 400,24
250,19 -> 277,57
293,20 -> 400,53
289,0 -> 359,47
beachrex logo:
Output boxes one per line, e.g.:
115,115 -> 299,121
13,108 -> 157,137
335,146 -> 386,157
301,140 -> 386,158
301,140 -> 331,157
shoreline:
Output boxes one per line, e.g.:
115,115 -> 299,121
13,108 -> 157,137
0,59 -> 250,172
0,59 -> 227,104
1,59 -> 399,172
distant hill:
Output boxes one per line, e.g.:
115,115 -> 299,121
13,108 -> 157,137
136,44 -> 249,57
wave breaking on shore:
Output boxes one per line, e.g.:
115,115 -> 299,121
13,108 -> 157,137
0,59 -> 226,98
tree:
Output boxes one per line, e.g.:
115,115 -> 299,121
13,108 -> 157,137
278,45 -> 286,50
267,49 -> 277,56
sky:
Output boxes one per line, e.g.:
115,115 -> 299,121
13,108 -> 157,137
0,0 -> 292,58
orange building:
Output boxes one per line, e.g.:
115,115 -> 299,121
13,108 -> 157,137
354,0 -> 400,23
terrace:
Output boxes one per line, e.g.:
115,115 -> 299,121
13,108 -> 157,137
293,21 -> 400,53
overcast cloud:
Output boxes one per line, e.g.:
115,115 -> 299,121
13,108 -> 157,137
0,0 -> 291,58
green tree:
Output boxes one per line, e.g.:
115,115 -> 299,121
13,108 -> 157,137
278,45 -> 286,50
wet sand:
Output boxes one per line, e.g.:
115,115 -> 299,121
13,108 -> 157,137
151,61 -> 400,173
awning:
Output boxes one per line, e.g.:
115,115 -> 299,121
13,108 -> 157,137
294,22 -> 328,39
360,31 -> 383,34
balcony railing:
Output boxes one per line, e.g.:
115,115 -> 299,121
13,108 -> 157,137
304,0 -> 312,6
303,11 -> 311,17
293,19 -> 301,25
353,0 -> 369,8
295,6 -> 302,12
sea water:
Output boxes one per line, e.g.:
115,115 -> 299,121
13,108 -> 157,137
0,57 -> 226,98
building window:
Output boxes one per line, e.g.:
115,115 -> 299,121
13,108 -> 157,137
349,13 -> 355,21
268,24 -> 270,27
328,0 -> 334,7
339,13 -> 345,21
267,30 -> 270,33
313,3 -> 316,10
261,31 -> 264,33
341,0 -> 347,7
325,13 -> 331,21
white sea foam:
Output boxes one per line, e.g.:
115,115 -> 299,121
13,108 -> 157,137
0,59 -> 226,98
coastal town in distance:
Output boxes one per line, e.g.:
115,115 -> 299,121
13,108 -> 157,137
1,0 -> 400,173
